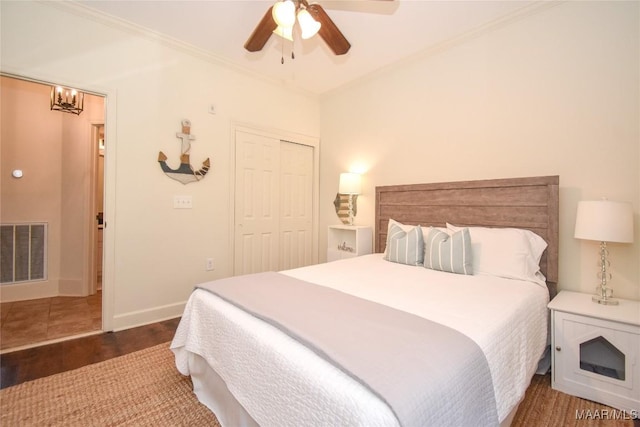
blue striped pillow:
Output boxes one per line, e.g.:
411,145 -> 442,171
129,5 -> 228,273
424,227 -> 473,275
383,224 -> 424,266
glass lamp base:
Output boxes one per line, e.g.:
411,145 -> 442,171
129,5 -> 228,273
592,295 -> 619,305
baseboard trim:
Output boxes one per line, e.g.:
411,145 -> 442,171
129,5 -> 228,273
112,301 -> 186,332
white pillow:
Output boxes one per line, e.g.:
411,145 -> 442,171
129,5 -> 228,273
446,223 -> 547,285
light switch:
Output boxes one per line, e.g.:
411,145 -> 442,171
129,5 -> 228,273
173,195 -> 193,209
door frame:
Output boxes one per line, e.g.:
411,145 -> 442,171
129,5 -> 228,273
1,71 -> 116,332
230,122 -> 320,275
88,123 -> 104,297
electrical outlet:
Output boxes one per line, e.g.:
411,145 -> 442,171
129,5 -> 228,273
205,258 -> 214,271
173,195 -> 192,209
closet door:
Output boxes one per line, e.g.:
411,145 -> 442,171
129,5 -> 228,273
234,131 -> 315,275
234,131 -> 280,275
279,141 -> 313,270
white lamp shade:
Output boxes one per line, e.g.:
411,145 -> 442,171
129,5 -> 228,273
272,0 -> 296,28
297,9 -> 321,39
574,200 -> 634,243
273,25 -> 293,41
339,173 -> 361,194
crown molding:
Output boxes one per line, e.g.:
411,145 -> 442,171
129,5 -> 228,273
321,0 -> 564,100
45,1 -> 318,99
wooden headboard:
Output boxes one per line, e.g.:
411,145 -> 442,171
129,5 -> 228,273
375,176 -> 559,295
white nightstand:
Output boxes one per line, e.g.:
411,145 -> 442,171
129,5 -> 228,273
327,225 -> 372,262
549,290 -> 640,413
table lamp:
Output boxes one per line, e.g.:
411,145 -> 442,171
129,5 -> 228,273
339,173 -> 361,226
574,199 -> 634,305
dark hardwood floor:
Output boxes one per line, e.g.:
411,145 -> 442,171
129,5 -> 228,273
0,317 -> 181,389
2,317 -> 639,426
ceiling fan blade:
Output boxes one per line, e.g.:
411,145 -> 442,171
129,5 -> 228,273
307,3 -> 351,55
244,6 -> 278,52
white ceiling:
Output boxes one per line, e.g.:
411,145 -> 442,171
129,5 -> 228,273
76,0 -> 538,95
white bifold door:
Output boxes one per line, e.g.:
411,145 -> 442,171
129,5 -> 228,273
234,130 -> 314,275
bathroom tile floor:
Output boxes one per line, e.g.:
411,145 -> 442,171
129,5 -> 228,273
0,291 -> 102,351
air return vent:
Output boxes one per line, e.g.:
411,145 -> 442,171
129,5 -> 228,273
0,223 -> 47,284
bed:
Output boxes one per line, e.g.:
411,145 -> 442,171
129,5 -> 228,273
171,175 -> 559,427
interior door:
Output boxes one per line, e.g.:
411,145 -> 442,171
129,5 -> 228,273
234,131 -> 280,275
279,141 -> 314,270
91,124 -> 105,295
234,131 -> 314,275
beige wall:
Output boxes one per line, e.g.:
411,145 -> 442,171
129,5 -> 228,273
1,1 -> 320,329
3,0 -> 637,335
320,1 -> 639,300
1,76 -> 104,300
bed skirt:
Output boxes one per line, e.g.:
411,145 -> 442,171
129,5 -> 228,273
182,350 -> 522,427
185,351 -> 259,427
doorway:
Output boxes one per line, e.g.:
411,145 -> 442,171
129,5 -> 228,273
0,75 -> 106,351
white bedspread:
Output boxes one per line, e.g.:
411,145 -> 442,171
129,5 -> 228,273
171,254 -> 549,426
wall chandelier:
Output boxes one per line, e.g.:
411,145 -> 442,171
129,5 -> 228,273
50,85 -> 84,115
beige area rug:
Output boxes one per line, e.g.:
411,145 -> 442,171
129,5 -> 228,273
1,342 -> 636,426
0,343 -> 220,426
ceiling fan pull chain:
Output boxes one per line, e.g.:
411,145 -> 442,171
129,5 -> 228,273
291,39 -> 295,60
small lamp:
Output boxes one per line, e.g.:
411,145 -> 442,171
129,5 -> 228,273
574,199 -> 634,305
272,0 -> 296,27
339,172 -> 361,226
297,9 -> 321,39
273,25 -> 294,41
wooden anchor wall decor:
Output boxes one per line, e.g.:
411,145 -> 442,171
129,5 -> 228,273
158,119 -> 210,184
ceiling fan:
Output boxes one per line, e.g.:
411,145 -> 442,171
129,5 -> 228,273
244,0 -> 391,56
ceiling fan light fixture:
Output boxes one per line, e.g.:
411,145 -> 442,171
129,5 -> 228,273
245,0 -> 351,57
273,25 -> 294,41
272,0 -> 296,28
297,8 -> 321,39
